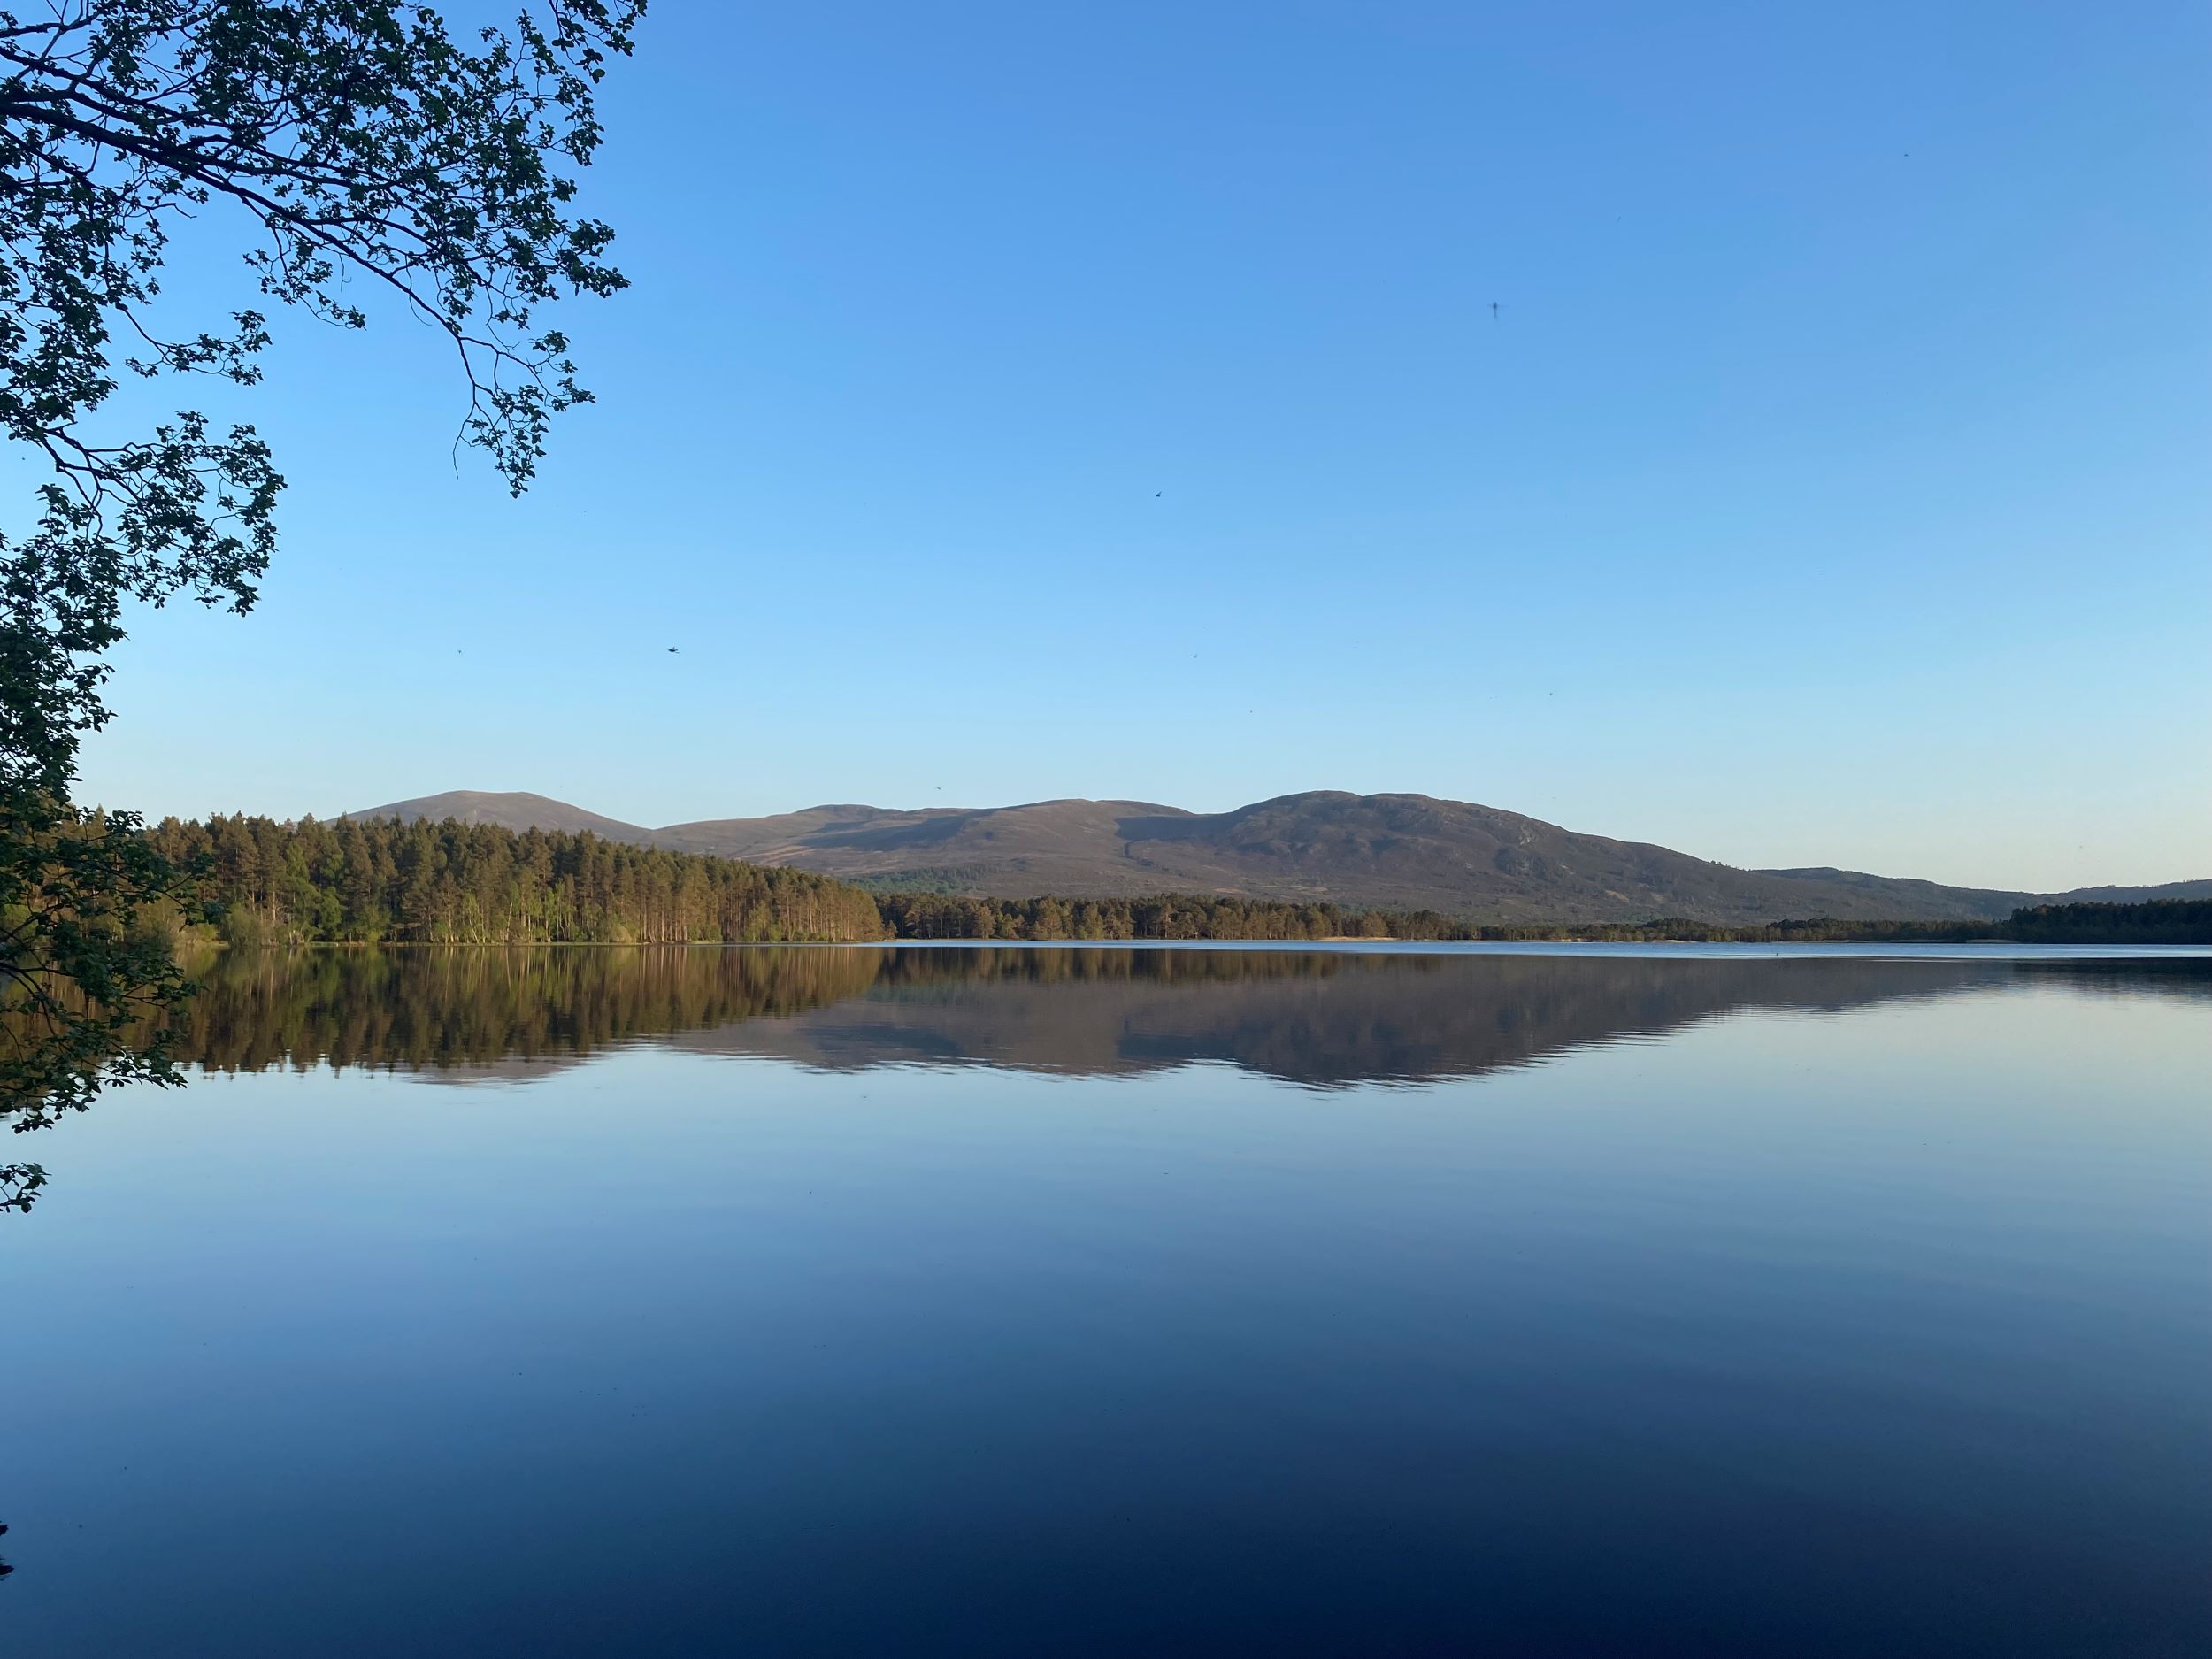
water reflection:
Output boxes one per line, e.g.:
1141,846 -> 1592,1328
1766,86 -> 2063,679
174,944 -> 2210,1088
178,941 -> 885,1077
14,945 -> 2209,1657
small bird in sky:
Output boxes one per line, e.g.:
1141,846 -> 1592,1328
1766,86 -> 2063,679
1491,301 -> 1499,322
667,647 -> 679,654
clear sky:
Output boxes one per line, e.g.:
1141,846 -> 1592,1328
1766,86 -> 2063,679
70,1 -> 2210,891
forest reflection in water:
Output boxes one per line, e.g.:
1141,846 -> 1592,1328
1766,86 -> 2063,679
13,942 -> 2210,1658
173,943 -> 2212,1089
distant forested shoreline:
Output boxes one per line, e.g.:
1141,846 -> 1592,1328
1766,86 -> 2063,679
142,817 -> 2212,948
145,815 -> 884,944
872,894 -> 2212,946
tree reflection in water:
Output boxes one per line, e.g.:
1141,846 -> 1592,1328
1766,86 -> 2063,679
159,944 -> 2208,1090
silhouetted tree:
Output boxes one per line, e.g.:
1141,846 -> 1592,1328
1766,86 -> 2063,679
1,2 -> 643,1208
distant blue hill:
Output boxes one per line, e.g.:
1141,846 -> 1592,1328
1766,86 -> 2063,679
347,789 -> 2209,926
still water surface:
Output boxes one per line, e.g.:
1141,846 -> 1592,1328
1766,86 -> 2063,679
6,945 -> 2208,1655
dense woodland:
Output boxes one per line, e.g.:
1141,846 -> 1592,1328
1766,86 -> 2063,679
145,816 -> 886,945
872,892 -> 1472,941
2001,900 -> 2212,945
877,894 -> 2212,945
132,818 -> 2212,947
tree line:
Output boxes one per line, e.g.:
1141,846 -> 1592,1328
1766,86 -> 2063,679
119,817 -> 2212,949
873,894 -> 2211,945
872,892 -> 1473,941
2001,900 -> 2211,945
144,816 -> 886,946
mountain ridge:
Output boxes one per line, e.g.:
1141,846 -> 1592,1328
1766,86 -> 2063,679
343,788 -> 2210,926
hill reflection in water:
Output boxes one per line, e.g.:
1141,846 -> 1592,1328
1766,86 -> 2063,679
176,945 -> 2207,1089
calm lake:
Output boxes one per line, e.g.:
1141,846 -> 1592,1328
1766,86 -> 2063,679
5,944 -> 2208,1656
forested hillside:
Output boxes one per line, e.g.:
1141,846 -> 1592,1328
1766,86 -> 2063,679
147,816 -> 887,945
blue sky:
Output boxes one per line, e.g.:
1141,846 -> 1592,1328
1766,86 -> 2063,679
71,1 -> 2209,890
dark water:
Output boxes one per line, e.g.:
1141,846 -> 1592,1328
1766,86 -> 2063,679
5,945 -> 2208,1656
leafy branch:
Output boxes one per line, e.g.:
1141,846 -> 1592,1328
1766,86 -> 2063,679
0,2 -> 642,1208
